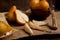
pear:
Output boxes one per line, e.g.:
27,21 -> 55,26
15,9 -> 29,24
7,5 -> 29,24
29,0 -> 49,11
39,0 -> 49,11
7,6 -> 16,22
0,21 -> 12,36
15,10 -> 26,24
0,13 -> 18,38
30,0 -> 40,9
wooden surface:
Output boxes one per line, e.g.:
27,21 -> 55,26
0,11 -> 60,40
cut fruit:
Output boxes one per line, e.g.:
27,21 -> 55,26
24,23 -> 33,35
15,10 -> 29,23
15,11 -> 26,24
32,20 -> 47,26
29,21 -> 47,31
29,21 -> 51,33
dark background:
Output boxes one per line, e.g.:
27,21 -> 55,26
0,0 -> 59,12
0,0 -> 30,12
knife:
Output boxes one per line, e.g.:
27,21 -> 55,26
47,0 -> 57,30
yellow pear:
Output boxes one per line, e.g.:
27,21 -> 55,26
39,0 -> 49,11
0,21 -> 12,36
30,0 -> 40,9
7,5 -> 16,22
29,0 -> 49,11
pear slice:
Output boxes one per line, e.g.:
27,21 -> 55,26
29,21 -> 46,31
15,10 -> 29,23
0,21 -> 18,38
24,23 -> 33,35
32,20 -> 47,26
29,21 -> 51,32
7,6 -> 16,22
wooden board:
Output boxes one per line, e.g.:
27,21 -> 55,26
0,11 -> 60,40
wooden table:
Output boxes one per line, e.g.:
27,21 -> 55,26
0,11 -> 60,40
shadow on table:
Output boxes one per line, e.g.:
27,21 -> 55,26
17,34 -> 60,40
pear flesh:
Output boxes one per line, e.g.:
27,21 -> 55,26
15,10 -> 29,22
24,23 -> 33,35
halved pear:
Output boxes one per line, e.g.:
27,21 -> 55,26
15,10 -> 33,35
16,10 -> 29,22
15,11 -> 26,24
